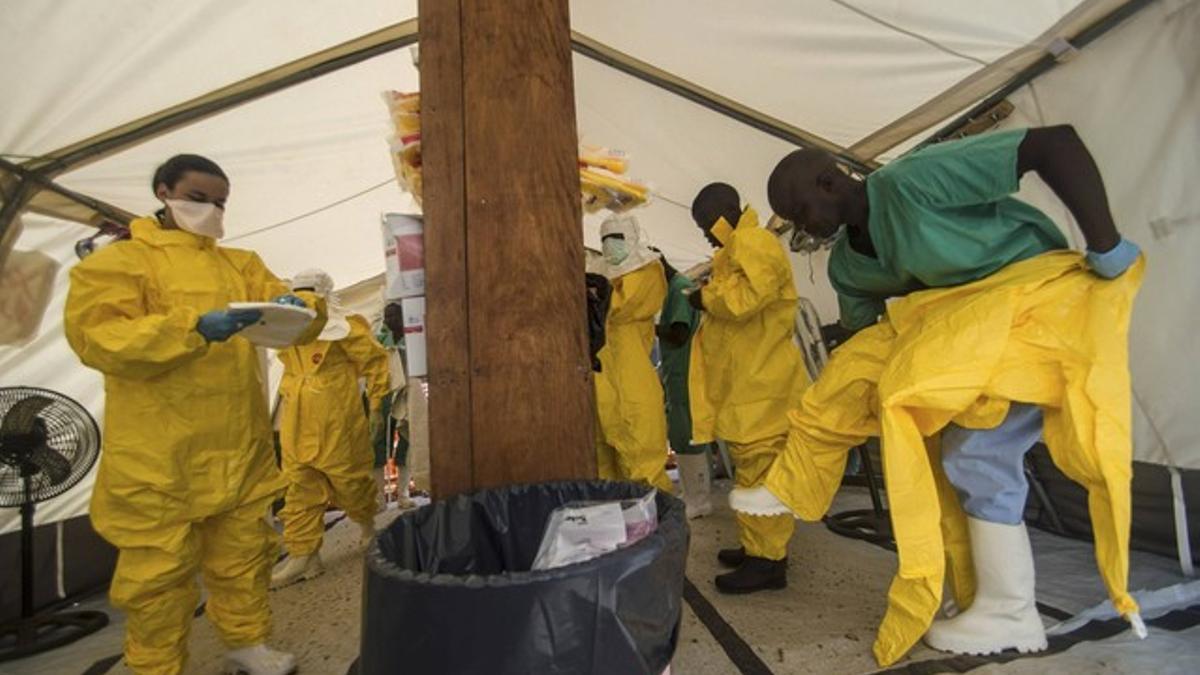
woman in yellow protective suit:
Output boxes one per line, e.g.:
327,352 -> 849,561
64,154 -> 325,675
687,183 -> 805,595
270,269 -> 391,588
594,215 -> 673,494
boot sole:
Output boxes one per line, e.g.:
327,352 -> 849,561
714,579 -> 788,595
223,663 -> 298,675
923,637 -> 1048,656
717,554 -> 790,570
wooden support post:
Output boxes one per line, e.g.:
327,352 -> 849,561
420,0 -> 595,496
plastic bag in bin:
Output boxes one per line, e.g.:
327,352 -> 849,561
532,489 -> 658,570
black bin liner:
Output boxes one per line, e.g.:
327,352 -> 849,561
359,480 -> 689,675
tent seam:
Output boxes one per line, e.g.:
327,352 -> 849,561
829,0 -> 990,67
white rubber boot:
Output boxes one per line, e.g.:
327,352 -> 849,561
729,485 -> 793,517
924,518 -> 1048,655
677,453 -> 713,519
269,553 -> 324,590
223,644 -> 297,675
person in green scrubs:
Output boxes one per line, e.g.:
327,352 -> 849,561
653,252 -> 712,518
766,125 -> 1141,656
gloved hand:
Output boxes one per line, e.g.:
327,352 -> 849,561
1086,238 -> 1140,279
272,294 -> 308,308
196,309 -> 262,343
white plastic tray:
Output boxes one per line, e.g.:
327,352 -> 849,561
228,301 -> 317,348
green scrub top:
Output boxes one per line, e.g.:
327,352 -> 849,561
829,128 -> 1069,330
658,273 -> 704,454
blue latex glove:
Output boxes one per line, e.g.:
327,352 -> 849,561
1086,238 -> 1141,279
196,309 -> 262,343
272,294 -> 308,308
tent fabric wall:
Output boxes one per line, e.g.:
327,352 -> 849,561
0,216 -> 105,535
2,1 -> 1195,545
988,0 -> 1200,470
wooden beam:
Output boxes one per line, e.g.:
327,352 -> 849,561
419,0 -> 473,497
420,0 -> 596,497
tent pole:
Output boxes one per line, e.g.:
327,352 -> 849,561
0,178 -> 32,260
0,158 -> 135,227
1170,466 -> 1196,578
913,0 -> 1157,151
25,20 -> 420,180
570,32 -> 878,173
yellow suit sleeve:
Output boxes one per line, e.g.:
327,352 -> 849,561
608,262 -> 666,324
703,229 -> 790,321
64,245 -> 209,380
342,316 -> 392,411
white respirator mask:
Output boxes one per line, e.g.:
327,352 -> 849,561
165,199 -> 225,239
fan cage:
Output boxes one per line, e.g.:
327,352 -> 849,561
0,387 -> 101,507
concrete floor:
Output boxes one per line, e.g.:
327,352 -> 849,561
677,487 -> 894,674
2,482 -> 1195,675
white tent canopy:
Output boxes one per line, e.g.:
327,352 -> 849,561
1,0 -> 1197,541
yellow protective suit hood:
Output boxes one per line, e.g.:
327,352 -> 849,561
762,251 -> 1144,665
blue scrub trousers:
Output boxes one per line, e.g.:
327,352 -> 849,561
941,403 -> 1044,524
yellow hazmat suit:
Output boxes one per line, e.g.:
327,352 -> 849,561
277,315 -> 391,556
760,251 -> 1143,665
595,260 -> 674,493
690,207 -> 805,560
64,217 -> 324,675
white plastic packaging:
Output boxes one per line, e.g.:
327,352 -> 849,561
532,490 -> 658,570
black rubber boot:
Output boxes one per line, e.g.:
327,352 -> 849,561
714,556 -> 788,594
718,546 -> 788,570
717,546 -> 746,568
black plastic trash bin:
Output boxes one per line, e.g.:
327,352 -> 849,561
357,480 -> 689,675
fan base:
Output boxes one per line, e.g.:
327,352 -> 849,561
0,610 -> 110,663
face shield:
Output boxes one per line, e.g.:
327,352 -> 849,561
767,214 -> 842,254
767,214 -> 842,285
